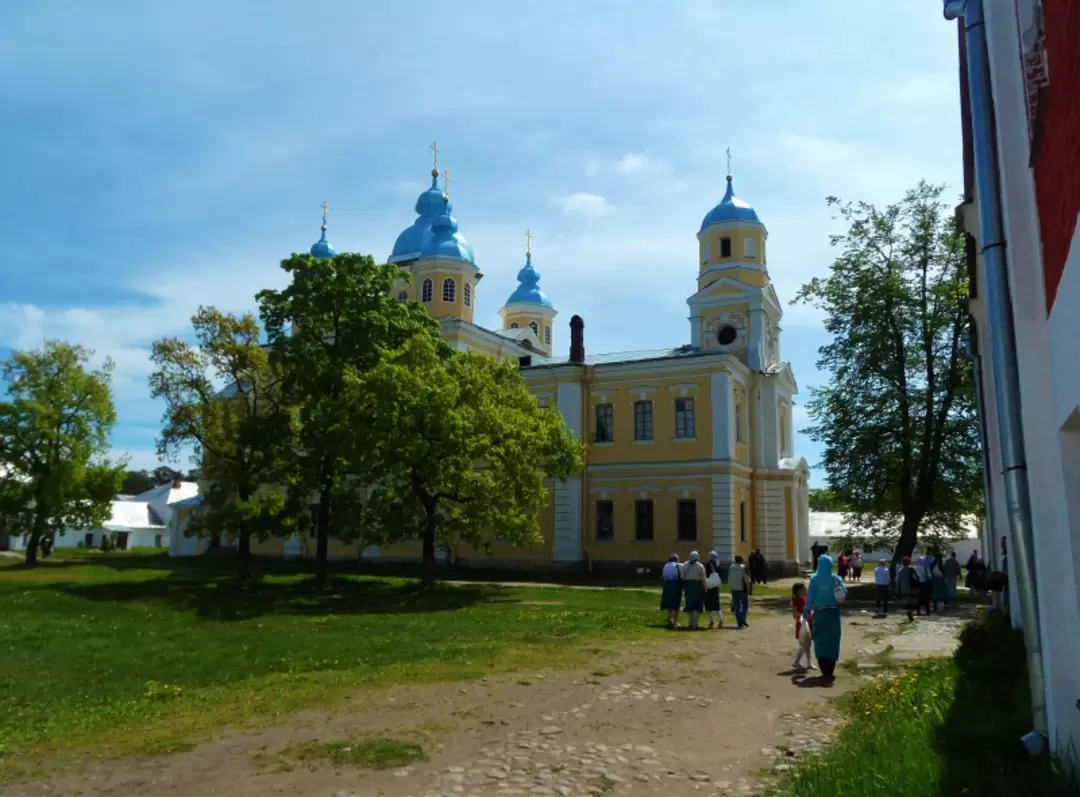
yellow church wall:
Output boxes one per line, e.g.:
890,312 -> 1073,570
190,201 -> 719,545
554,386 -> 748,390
784,486 -> 795,559
583,475 -> 712,563
585,373 -> 712,465
409,265 -> 476,324
502,310 -> 554,355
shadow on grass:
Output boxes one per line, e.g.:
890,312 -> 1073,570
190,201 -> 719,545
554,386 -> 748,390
45,569 -> 513,622
933,611 -> 1074,796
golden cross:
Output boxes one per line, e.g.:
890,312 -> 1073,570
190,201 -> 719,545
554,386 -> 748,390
726,147 -> 732,178
443,169 -> 452,200
320,201 -> 329,226
431,141 -> 440,172
525,229 -> 533,257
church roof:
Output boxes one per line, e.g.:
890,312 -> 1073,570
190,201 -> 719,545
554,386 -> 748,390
699,176 -> 761,231
524,345 -> 701,368
503,250 -> 554,310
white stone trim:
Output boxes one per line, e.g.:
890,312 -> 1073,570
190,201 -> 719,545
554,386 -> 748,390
668,382 -> 701,396
711,371 -> 734,460
627,385 -> 658,399
553,476 -> 583,563
665,485 -> 705,493
711,474 -> 735,562
557,381 -> 583,439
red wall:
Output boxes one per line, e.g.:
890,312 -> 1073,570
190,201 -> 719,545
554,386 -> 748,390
1034,0 -> 1080,313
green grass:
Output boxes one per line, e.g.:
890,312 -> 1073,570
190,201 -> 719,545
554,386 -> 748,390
0,551 -> 663,781
768,612 -> 1075,797
287,737 -> 426,769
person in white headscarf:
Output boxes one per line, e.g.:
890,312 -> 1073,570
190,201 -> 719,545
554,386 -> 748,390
681,551 -> 707,630
704,551 -> 724,629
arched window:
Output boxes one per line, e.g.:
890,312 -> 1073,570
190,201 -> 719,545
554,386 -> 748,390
544,325 -> 551,345
528,321 -> 539,336
397,290 -> 408,302
421,278 -> 434,303
463,283 -> 471,308
510,322 -> 519,329
442,277 -> 456,303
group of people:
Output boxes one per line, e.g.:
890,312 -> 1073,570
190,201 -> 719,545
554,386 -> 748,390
660,552 -> 756,630
835,550 -> 864,582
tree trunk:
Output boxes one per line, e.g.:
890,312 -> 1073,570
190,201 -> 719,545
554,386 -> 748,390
421,524 -> 437,587
893,511 -> 923,564
314,490 -> 331,584
237,529 -> 251,583
24,530 -> 40,567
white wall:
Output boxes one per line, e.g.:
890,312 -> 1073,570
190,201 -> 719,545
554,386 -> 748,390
981,1 -> 1080,761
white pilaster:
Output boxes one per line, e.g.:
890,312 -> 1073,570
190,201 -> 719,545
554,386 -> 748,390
748,307 -> 765,371
710,371 -> 734,460
557,381 -> 584,439
711,474 -> 735,562
553,477 -> 583,563
689,314 -> 703,348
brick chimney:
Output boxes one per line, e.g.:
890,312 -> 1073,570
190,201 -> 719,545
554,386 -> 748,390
569,315 -> 585,364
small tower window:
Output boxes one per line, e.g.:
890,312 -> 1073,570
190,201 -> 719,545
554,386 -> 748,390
421,278 -> 434,303
463,283 -> 471,308
397,290 -> 408,302
529,321 -> 539,336
510,322 -> 519,329
544,325 -> 551,346
720,237 -> 732,258
717,325 -> 738,346
744,236 -> 757,258
442,278 -> 456,303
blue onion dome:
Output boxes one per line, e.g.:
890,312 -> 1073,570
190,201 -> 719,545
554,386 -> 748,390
505,252 -> 553,309
390,171 -> 446,262
699,175 -> 762,232
419,196 -> 475,264
310,203 -> 336,259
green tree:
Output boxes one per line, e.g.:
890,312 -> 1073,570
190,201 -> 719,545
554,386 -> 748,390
151,465 -> 184,486
149,307 -> 296,581
807,487 -> 849,512
795,181 -> 981,562
257,251 -> 441,583
356,335 -> 584,584
121,469 -> 154,495
0,341 -> 124,566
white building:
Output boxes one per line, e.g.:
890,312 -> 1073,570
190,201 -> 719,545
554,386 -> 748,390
950,0 -> 1080,764
7,480 -> 199,552
807,512 -> 983,565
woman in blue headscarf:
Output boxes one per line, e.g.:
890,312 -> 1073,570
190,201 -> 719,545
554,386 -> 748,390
660,554 -> 683,628
803,553 -> 848,680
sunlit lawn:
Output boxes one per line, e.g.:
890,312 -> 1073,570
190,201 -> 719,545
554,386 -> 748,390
0,550 -> 666,781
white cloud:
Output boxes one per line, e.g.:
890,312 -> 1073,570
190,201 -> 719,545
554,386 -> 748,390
614,153 -> 664,174
584,161 -> 599,177
560,192 -> 611,217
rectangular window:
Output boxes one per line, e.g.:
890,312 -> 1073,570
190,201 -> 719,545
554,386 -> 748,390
633,401 -> 653,441
720,237 -> 732,258
634,499 -> 654,541
739,501 -> 747,543
744,236 -> 757,258
677,500 -> 697,542
595,500 -> 614,541
735,399 -> 745,443
154,534 -> 163,548
594,403 -> 614,443
674,398 -> 695,439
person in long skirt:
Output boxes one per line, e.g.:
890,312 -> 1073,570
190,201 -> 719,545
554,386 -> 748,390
704,551 -> 724,629
930,556 -> 949,611
681,551 -> 708,629
803,553 -> 848,680
660,554 -> 683,628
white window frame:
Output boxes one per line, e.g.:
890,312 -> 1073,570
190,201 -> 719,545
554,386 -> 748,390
441,277 -> 456,303
544,325 -> 551,346
744,236 -> 757,258
528,320 -> 539,336
463,283 -> 471,307
421,278 -> 434,303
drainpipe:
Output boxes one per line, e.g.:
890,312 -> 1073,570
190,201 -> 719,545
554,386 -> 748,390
966,326 -> 1000,604
944,0 -> 1048,756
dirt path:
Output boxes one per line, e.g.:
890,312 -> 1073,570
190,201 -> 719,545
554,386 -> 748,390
2,605 -> 970,797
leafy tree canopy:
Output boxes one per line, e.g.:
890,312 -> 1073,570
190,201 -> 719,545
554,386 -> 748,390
808,487 -> 850,512
356,335 -> 584,581
0,341 -> 124,565
256,252 -> 444,581
795,182 -> 981,561
149,307 -> 297,580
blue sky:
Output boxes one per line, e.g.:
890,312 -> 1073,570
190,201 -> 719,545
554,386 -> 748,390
0,1 -> 961,483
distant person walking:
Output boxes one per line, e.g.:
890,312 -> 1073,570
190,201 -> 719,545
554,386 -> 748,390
681,552 -> 708,630
660,554 -> 683,629
897,556 -> 919,622
874,558 -> 891,615
850,551 -> 864,582
803,554 -> 848,681
930,556 -> 949,611
728,555 -> 753,629
943,552 -> 962,601
791,582 -> 815,671
836,551 -> 850,581
915,556 -> 934,615
704,551 -> 724,629
749,548 -> 767,585
811,541 -> 824,571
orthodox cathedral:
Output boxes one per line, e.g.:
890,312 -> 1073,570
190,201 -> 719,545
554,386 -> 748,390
245,148 -> 812,574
